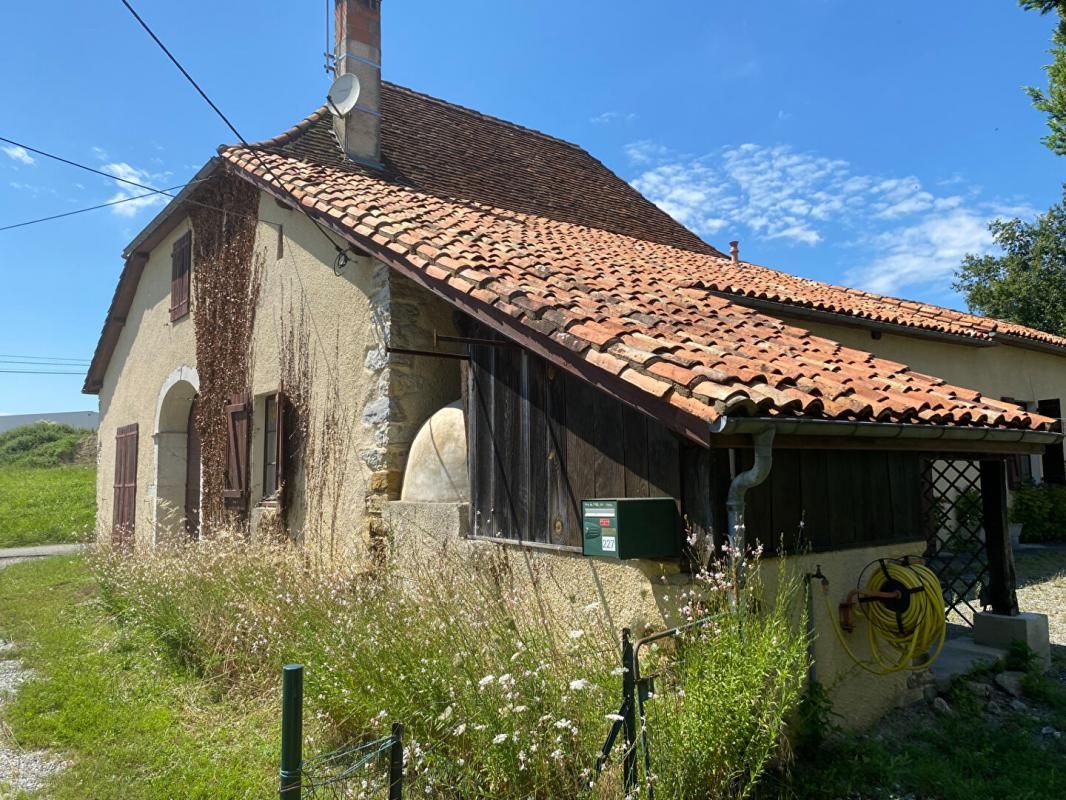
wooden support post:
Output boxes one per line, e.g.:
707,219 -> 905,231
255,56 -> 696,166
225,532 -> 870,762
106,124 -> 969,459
980,459 -> 1019,616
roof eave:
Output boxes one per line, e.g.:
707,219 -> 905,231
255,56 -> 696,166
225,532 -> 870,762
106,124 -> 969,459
710,415 -> 1062,455
709,291 -> 997,349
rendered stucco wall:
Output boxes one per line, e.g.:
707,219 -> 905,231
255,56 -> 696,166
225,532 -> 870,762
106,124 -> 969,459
760,542 -> 928,729
96,187 -> 463,557
96,220 -> 198,548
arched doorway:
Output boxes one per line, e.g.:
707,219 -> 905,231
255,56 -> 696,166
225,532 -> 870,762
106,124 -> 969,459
154,366 -> 201,543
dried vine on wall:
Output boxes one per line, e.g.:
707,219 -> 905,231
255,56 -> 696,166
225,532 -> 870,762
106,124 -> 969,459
277,285 -> 359,563
190,174 -> 263,531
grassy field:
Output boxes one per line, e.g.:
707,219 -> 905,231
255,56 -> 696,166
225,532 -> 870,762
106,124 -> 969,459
0,421 -> 97,548
0,466 -> 96,548
0,556 -> 277,799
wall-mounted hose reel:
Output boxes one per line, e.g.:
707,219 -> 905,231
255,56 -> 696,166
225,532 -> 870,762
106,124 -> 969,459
814,556 -> 947,675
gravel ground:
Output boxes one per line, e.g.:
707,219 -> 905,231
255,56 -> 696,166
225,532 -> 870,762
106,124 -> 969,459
1015,548 -> 1066,645
0,630 -> 68,795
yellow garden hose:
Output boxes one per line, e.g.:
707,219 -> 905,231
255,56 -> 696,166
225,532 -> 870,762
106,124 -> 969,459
823,557 -> 947,676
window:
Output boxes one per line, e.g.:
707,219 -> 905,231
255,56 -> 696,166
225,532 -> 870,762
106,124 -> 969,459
263,394 -> 280,499
1038,398 -> 1065,485
170,231 -> 192,322
1003,398 -> 1035,489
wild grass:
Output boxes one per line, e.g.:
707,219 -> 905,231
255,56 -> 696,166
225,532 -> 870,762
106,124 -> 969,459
0,556 -> 277,799
90,533 -> 809,799
0,465 -> 95,547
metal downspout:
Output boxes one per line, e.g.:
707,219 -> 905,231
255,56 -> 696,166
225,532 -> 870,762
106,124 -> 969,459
725,428 -> 775,588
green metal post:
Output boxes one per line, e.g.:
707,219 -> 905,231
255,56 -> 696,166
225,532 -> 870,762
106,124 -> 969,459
280,663 -> 304,800
389,721 -> 404,800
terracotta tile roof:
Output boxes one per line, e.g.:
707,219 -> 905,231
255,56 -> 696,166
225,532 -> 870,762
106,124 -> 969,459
263,85 -> 1066,353
683,257 -> 1066,351
219,102 -> 1054,435
257,83 -> 720,256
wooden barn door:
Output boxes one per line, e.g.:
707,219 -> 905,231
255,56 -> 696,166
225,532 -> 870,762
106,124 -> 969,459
185,399 -> 201,537
112,423 -> 139,549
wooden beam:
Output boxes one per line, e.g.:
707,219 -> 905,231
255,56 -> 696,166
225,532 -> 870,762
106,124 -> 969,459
980,459 -> 1019,616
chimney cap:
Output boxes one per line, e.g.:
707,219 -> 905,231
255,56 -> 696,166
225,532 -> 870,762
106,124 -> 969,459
729,240 -> 740,263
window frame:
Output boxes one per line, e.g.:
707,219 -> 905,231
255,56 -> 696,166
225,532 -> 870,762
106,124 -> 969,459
170,230 -> 192,322
262,393 -> 281,500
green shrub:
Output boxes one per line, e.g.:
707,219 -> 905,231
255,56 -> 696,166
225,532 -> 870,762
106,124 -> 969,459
92,535 -> 809,799
0,421 -> 94,468
1010,482 -> 1066,542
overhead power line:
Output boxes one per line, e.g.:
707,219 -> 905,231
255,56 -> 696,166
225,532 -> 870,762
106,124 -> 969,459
0,369 -> 85,375
0,136 -> 277,233
0,135 -> 189,197
0,183 -> 194,233
0,354 -> 91,364
0,360 -> 90,368
119,0 -> 349,262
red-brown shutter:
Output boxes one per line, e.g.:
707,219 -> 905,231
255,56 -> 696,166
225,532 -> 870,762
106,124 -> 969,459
170,231 -> 192,321
223,394 -> 251,506
112,423 -> 139,549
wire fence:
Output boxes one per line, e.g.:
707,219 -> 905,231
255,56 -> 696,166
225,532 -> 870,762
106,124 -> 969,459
278,622 -> 702,800
279,665 -> 404,800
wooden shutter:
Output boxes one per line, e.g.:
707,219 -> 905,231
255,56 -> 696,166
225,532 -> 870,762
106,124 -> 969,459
1038,398 -> 1066,485
170,231 -> 192,321
223,394 -> 251,506
112,423 -> 139,549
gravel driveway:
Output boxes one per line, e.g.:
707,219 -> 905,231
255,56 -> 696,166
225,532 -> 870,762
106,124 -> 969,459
0,557 -> 69,795
1016,547 -> 1066,645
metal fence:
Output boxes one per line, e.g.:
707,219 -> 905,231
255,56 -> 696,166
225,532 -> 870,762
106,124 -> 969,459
921,457 -> 989,624
279,664 -> 404,800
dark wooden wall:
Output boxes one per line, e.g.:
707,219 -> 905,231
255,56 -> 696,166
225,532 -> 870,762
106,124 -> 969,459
737,448 -> 926,553
465,326 -> 926,555
467,343 -> 682,549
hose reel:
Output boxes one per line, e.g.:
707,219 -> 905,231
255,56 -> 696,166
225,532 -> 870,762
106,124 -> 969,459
818,556 -> 947,675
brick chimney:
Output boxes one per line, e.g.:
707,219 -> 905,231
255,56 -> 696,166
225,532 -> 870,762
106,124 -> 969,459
333,0 -> 382,166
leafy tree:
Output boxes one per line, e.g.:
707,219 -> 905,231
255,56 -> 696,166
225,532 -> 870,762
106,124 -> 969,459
954,190 -> 1066,335
1022,1 -> 1066,154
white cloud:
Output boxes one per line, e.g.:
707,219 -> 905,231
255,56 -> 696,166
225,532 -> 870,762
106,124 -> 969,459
2,145 -> 35,166
846,201 -> 1039,296
102,161 -> 171,217
590,111 -> 637,125
625,140 -> 1032,299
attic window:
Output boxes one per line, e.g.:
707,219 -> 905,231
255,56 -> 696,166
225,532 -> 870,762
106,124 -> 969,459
170,231 -> 192,322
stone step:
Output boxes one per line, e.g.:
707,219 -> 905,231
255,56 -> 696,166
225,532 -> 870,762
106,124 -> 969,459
929,637 -> 1006,691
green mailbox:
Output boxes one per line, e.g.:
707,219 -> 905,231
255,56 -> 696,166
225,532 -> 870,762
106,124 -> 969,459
581,498 -> 681,560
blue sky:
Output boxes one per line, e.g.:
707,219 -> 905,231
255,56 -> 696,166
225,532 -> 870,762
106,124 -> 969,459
0,1 -> 1062,415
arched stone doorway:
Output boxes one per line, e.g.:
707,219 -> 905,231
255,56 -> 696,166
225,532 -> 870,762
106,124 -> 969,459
154,366 -> 201,543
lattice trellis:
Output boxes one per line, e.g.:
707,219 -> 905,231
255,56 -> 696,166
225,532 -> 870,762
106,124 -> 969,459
921,458 -> 989,625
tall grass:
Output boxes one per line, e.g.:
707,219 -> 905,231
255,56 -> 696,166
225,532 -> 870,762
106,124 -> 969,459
0,465 -> 96,547
92,533 -> 808,799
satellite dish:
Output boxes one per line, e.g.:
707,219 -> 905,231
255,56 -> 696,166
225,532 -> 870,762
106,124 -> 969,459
327,73 -> 361,117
